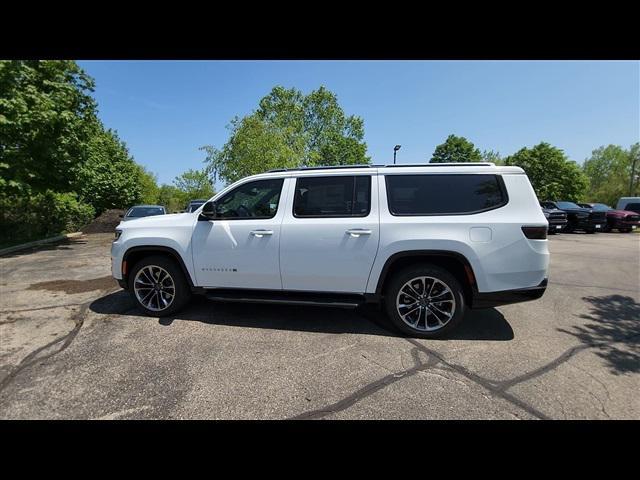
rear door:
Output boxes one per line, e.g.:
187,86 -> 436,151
279,174 -> 380,293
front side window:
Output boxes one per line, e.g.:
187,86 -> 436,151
293,176 -> 371,218
215,178 -> 284,219
385,174 -> 507,216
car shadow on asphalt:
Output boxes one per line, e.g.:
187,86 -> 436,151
559,294 -> 640,375
89,290 -> 514,341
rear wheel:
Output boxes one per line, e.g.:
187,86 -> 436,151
384,264 -> 465,339
620,228 -> 633,233
129,255 -> 191,316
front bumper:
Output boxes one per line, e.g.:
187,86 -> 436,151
547,220 -> 567,232
610,218 -> 640,229
471,278 -> 547,309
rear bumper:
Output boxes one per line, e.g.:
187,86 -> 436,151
471,278 -> 547,309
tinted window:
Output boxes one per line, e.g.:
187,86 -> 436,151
625,203 -> 640,213
556,201 -> 581,209
385,174 -> 506,215
590,203 -> 611,211
216,179 -> 284,219
127,207 -> 164,217
188,201 -> 206,212
293,176 -> 371,217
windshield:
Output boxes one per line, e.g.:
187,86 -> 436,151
126,207 -> 164,217
589,203 -> 611,211
556,201 -> 581,209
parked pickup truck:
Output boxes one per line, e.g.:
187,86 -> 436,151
540,205 -> 568,234
578,203 -> 640,233
111,163 -> 549,338
540,201 -> 606,233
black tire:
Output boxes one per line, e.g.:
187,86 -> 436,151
620,228 -> 632,233
586,228 -> 596,234
383,264 -> 466,339
128,255 -> 191,317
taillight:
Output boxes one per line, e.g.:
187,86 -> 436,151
521,226 -> 547,239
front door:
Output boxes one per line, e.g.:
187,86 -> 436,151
279,174 -> 380,293
191,178 -> 287,289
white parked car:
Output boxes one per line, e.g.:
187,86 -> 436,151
111,163 -> 549,338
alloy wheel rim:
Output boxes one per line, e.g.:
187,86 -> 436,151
396,276 -> 456,332
134,265 -> 175,312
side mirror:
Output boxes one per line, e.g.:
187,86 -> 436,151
200,201 -> 217,220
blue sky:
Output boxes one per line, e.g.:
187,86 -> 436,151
78,61 -> 640,186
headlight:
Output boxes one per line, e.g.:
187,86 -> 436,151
114,229 -> 123,241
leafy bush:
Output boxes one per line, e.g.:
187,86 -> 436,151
0,191 -> 94,247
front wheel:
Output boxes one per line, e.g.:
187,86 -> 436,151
129,255 -> 191,316
384,264 -> 466,339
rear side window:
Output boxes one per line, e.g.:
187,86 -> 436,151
385,174 -> 507,216
293,176 -> 371,218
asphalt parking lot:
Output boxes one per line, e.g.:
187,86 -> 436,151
1,232 -> 638,419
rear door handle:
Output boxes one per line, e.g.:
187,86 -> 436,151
346,229 -> 372,237
250,230 -> 273,238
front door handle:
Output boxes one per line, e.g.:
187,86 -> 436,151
346,229 -> 372,237
250,230 -> 273,238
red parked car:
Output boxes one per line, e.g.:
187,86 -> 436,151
578,203 -> 640,233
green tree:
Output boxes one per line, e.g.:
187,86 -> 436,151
0,60 -> 98,196
504,142 -> 589,201
202,85 -> 369,184
173,168 -> 215,201
137,165 -> 160,204
157,184 -> 187,213
430,135 -> 483,163
481,149 -> 504,165
583,143 -> 640,206
75,128 -> 143,214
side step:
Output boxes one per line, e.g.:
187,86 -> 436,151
204,289 -> 366,309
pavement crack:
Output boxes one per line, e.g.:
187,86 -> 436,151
290,347 -> 439,420
404,338 -> 551,420
0,288 -> 121,395
0,303 -> 85,318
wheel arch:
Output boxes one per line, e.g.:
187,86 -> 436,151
374,251 -> 478,306
122,246 -> 195,288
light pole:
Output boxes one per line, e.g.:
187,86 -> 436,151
393,145 -> 401,164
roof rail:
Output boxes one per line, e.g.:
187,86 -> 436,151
267,164 -> 383,173
383,162 -> 495,168
266,162 -> 495,173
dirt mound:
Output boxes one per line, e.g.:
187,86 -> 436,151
83,209 -> 125,234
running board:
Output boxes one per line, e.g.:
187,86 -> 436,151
203,289 -> 365,309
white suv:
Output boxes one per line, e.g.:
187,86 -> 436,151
111,163 -> 549,338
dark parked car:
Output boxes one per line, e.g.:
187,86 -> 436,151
186,199 -> 208,213
578,203 -> 640,233
540,205 -> 568,234
540,201 -> 606,233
